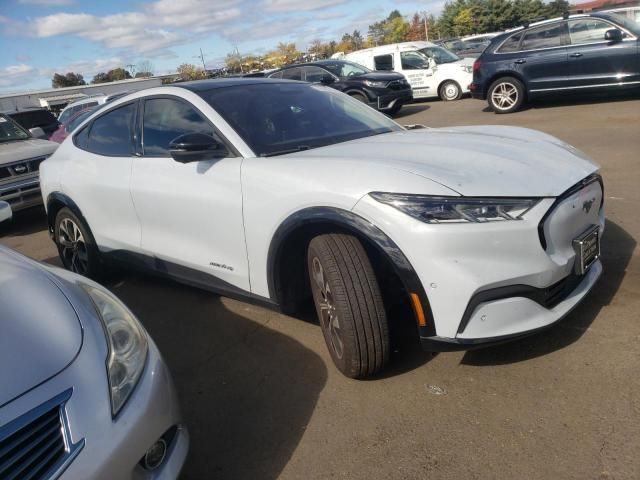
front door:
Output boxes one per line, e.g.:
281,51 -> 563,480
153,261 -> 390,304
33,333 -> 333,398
566,18 -> 640,87
130,95 -> 250,292
398,51 -> 437,99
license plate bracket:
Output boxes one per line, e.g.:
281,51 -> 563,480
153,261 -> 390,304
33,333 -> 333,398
573,225 -> 600,275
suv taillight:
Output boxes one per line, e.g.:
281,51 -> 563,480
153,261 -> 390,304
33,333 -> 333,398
472,60 -> 482,73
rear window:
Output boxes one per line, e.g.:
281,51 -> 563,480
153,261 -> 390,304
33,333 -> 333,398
497,32 -> 523,52
374,54 -> 393,71
10,110 -> 58,129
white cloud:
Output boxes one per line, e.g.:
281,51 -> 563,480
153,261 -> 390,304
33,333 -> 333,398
261,0 -> 345,12
0,64 -> 36,88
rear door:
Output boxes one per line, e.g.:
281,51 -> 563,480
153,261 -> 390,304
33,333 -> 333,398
566,17 -> 640,87
516,22 -> 569,92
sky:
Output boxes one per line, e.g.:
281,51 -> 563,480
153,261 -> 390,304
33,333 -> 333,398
0,0 -> 446,93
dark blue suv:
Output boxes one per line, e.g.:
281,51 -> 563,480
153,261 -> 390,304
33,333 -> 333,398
470,13 -> 640,113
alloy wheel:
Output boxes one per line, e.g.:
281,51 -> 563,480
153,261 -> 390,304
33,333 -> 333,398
491,82 -> 519,111
311,256 -> 344,359
58,218 -> 89,275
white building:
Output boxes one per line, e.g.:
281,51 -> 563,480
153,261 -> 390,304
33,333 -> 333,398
0,77 -> 163,113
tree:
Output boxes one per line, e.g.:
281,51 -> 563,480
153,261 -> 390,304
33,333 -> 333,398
135,60 -> 154,77
545,0 -> 570,18
176,63 -> 208,80
91,72 -> 110,84
351,30 -> 364,50
108,68 -> 131,81
51,72 -> 86,88
386,16 -> 410,43
407,13 -> 425,41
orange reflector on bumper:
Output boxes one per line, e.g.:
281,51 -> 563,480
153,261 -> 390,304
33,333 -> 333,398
410,293 -> 427,327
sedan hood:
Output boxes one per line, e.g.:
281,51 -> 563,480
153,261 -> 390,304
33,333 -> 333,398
0,138 -> 58,165
296,126 -> 599,197
0,247 -> 82,407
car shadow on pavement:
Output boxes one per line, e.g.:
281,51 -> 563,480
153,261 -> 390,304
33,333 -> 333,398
103,275 -> 327,480
393,104 -> 430,119
530,89 -> 640,110
461,220 -> 635,366
0,206 -> 48,237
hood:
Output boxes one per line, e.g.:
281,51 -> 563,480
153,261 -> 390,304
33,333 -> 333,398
295,126 -> 599,197
0,247 -> 82,407
357,72 -> 405,82
0,138 -> 58,165
453,57 -> 475,66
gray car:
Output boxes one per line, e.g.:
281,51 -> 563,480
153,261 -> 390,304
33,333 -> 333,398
0,201 -> 188,479
0,114 -> 58,212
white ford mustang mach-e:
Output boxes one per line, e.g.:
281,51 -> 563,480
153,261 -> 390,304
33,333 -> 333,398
39,79 -> 604,378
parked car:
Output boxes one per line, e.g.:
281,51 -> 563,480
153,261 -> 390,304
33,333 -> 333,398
0,200 -> 188,479
57,92 -> 130,125
470,13 -> 640,113
268,60 -> 412,114
40,79 -> 604,378
50,106 -> 98,144
345,43 -> 473,101
434,38 -> 489,58
4,108 -> 60,139
0,113 -> 58,211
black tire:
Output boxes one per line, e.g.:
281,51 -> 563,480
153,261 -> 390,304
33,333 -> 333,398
349,92 -> 369,104
487,76 -> 525,114
54,207 -> 102,279
307,233 -> 390,378
439,80 -> 462,101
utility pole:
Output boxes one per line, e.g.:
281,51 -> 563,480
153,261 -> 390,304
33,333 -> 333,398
423,12 -> 429,41
126,63 -> 136,77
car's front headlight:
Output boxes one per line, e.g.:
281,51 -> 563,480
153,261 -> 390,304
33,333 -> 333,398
370,192 -> 539,223
82,284 -> 148,416
363,79 -> 388,88
461,65 -> 473,74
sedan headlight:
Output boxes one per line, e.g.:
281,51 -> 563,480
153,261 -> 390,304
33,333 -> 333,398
363,79 -> 388,88
370,192 -> 539,223
82,284 -> 148,416
461,65 -> 473,74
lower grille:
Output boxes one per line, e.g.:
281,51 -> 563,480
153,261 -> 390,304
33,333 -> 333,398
0,157 -> 46,182
0,390 -> 83,480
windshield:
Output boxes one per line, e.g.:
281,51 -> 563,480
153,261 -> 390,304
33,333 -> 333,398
0,114 -> 31,143
321,61 -> 371,78
419,46 -> 460,64
200,83 -> 402,156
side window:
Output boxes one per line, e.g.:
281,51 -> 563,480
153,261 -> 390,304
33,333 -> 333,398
269,71 -> 283,79
498,32 -> 523,53
303,66 -> 332,83
374,54 -> 393,71
521,23 -> 565,50
400,51 -> 430,70
142,98 -> 216,157
569,19 -> 613,44
281,67 -> 302,80
85,102 -> 135,156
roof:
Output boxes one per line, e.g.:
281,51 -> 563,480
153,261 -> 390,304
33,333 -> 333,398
175,77 -> 299,92
571,0 -> 636,11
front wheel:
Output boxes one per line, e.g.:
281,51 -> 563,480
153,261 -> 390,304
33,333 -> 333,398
349,92 -> 369,104
307,234 -> 390,378
487,77 -> 525,114
54,207 -> 102,278
439,81 -> 462,101
385,103 -> 403,115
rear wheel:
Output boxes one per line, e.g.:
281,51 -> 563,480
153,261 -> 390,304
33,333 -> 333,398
439,81 -> 462,101
307,234 -> 390,378
488,77 -> 525,114
54,207 -> 102,279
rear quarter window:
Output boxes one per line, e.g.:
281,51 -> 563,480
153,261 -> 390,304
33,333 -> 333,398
497,32 -> 523,52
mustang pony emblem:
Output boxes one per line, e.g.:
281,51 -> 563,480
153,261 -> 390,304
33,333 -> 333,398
582,198 -> 596,214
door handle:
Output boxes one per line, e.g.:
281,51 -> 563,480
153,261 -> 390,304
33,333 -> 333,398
570,52 -> 583,58
514,59 -> 526,64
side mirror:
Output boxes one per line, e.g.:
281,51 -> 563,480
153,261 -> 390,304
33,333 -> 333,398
169,133 -> 229,163
320,75 -> 336,85
604,29 -> 623,42
29,127 -> 47,139
428,58 -> 437,70
0,201 -> 12,224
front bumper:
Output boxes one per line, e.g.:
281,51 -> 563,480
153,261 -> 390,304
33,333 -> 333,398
375,89 -> 413,111
0,175 -> 42,212
353,176 -> 604,349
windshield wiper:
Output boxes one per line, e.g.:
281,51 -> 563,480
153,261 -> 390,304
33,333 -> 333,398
260,145 -> 310,157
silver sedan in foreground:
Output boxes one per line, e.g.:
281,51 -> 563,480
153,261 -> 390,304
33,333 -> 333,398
0,201 -> 188,479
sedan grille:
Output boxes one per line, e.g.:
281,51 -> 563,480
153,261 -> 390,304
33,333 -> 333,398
0,157 -> 47,182
0,390 -> 83,480
387,79 -> 410,90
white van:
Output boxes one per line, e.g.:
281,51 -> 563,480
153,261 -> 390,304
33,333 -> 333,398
344,42 -> 473,101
